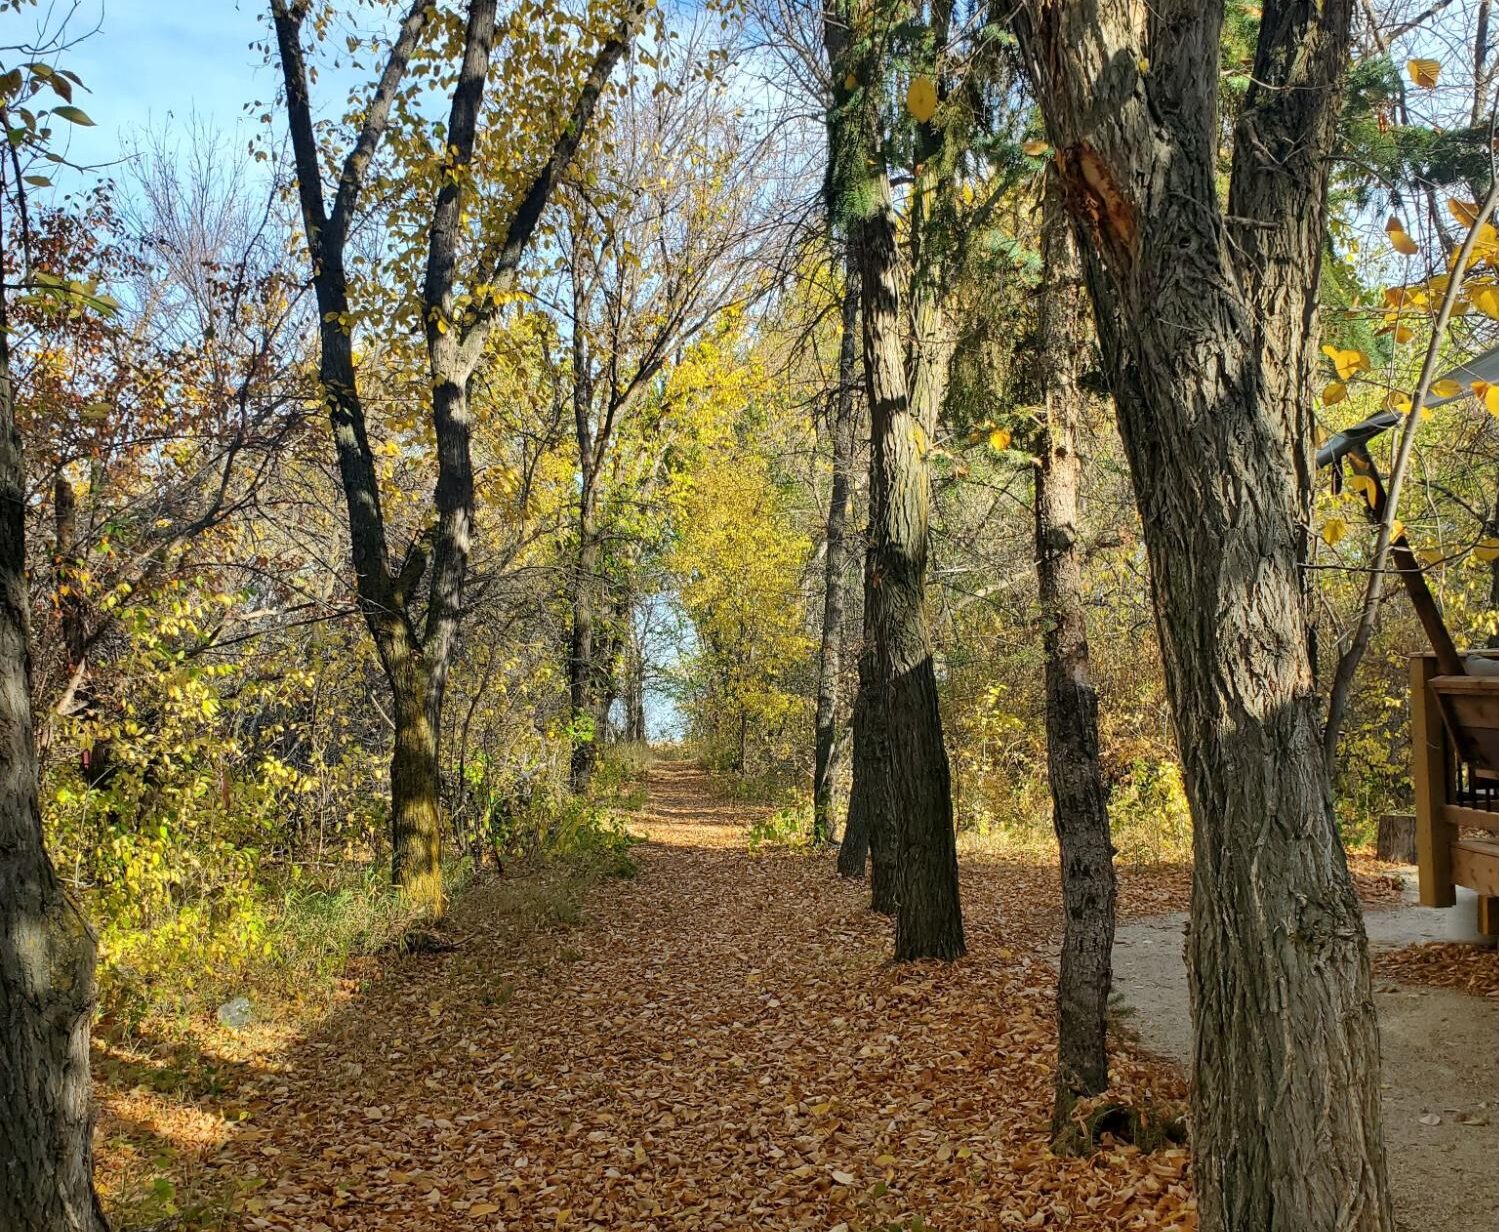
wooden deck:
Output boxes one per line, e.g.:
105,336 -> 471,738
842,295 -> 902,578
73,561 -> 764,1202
1411,654 -> 1499,935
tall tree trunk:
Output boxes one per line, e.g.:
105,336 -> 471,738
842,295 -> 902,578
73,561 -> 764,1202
626,638 -> 647,743
825,0 -> 963,956
813,253 -> 859,845
1033,177 -> 1116,1134
1019,2 -> 1391,1227
836,702 -> 871,877
0,268 -> 108,1232
568,482 -> 601,792
856,187 -> 964,960
852,646 -> 900,910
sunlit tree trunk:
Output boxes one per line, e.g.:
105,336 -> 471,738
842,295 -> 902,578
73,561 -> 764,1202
1018,1 -> 1391,1226
855,176 -> 963,959
1033,175 -> 1116,1133
0,258 -> 108,1232
383,621 -> 444,911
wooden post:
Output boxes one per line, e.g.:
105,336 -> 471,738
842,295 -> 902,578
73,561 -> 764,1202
1411,653 -> 1456,908
1478,896 -> 1498,938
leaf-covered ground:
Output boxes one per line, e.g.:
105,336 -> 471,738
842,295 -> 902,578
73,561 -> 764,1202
98,763 -> 1204,1230
1376,941 -> 1499,997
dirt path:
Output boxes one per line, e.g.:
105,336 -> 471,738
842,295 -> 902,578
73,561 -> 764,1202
1111,908 -> 1497,1232
206,764 -> 1195,1230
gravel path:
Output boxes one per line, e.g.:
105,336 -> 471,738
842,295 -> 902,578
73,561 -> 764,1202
1111,893 -> 1498,1232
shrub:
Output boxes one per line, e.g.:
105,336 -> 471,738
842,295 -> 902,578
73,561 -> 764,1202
1108,757 -> 1193,864
746,794 -> 815,851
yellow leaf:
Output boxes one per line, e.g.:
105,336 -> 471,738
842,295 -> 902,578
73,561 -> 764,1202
1386,216 -> 1419,256
1430,378 -> 1463,398
1347,473 -> 1378,507
844,73 -> 857,91
906,75 -> 938,123
1021,138 -> 1049,157
1474,381 -> 1499,415
1471,284 -> 1499,319
1390,518 -> 1405,540
1322,517 -> 1348,548
1407,58 -> 1441,88
1385,390 -> 1413,414
1477,536 -> 1499,563
1449,198 -> 1480,227
988,427 -> 1011,451
1322,345 -> 1370,380
1321,380 -> 1347,406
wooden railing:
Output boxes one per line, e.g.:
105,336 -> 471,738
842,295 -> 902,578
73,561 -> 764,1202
1410,653 -> 1499,936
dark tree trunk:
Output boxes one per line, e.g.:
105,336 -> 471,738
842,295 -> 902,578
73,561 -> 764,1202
1033,177 -> 1116,1134
836,746 -> 870,877
852,648 -> 899,911
0,265 -> 108,1232
813,253 -> 859,845
1018,2 -> 1392,1227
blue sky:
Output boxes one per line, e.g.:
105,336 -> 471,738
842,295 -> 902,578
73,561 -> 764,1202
13,0 -> 278,176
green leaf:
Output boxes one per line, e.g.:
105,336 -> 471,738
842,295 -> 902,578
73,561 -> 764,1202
51,105 -> 94,126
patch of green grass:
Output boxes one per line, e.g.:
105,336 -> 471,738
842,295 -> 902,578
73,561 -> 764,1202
746,796 -> 817,852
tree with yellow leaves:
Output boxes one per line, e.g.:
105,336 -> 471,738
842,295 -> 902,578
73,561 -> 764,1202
270,0 -> 646,914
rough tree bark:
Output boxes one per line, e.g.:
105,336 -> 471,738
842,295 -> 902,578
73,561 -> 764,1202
273,0 -> 643,903
851,141 -> 963,957
1017,1 -> 1392,1228
813,252 -> 859,846
1032,176 -> 1116,1134
0,224 -> 108,1230
825,0 -> 963,954
836,770 -> 870,873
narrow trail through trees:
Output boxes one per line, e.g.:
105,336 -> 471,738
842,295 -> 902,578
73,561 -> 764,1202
201,764 -> 1200,1229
